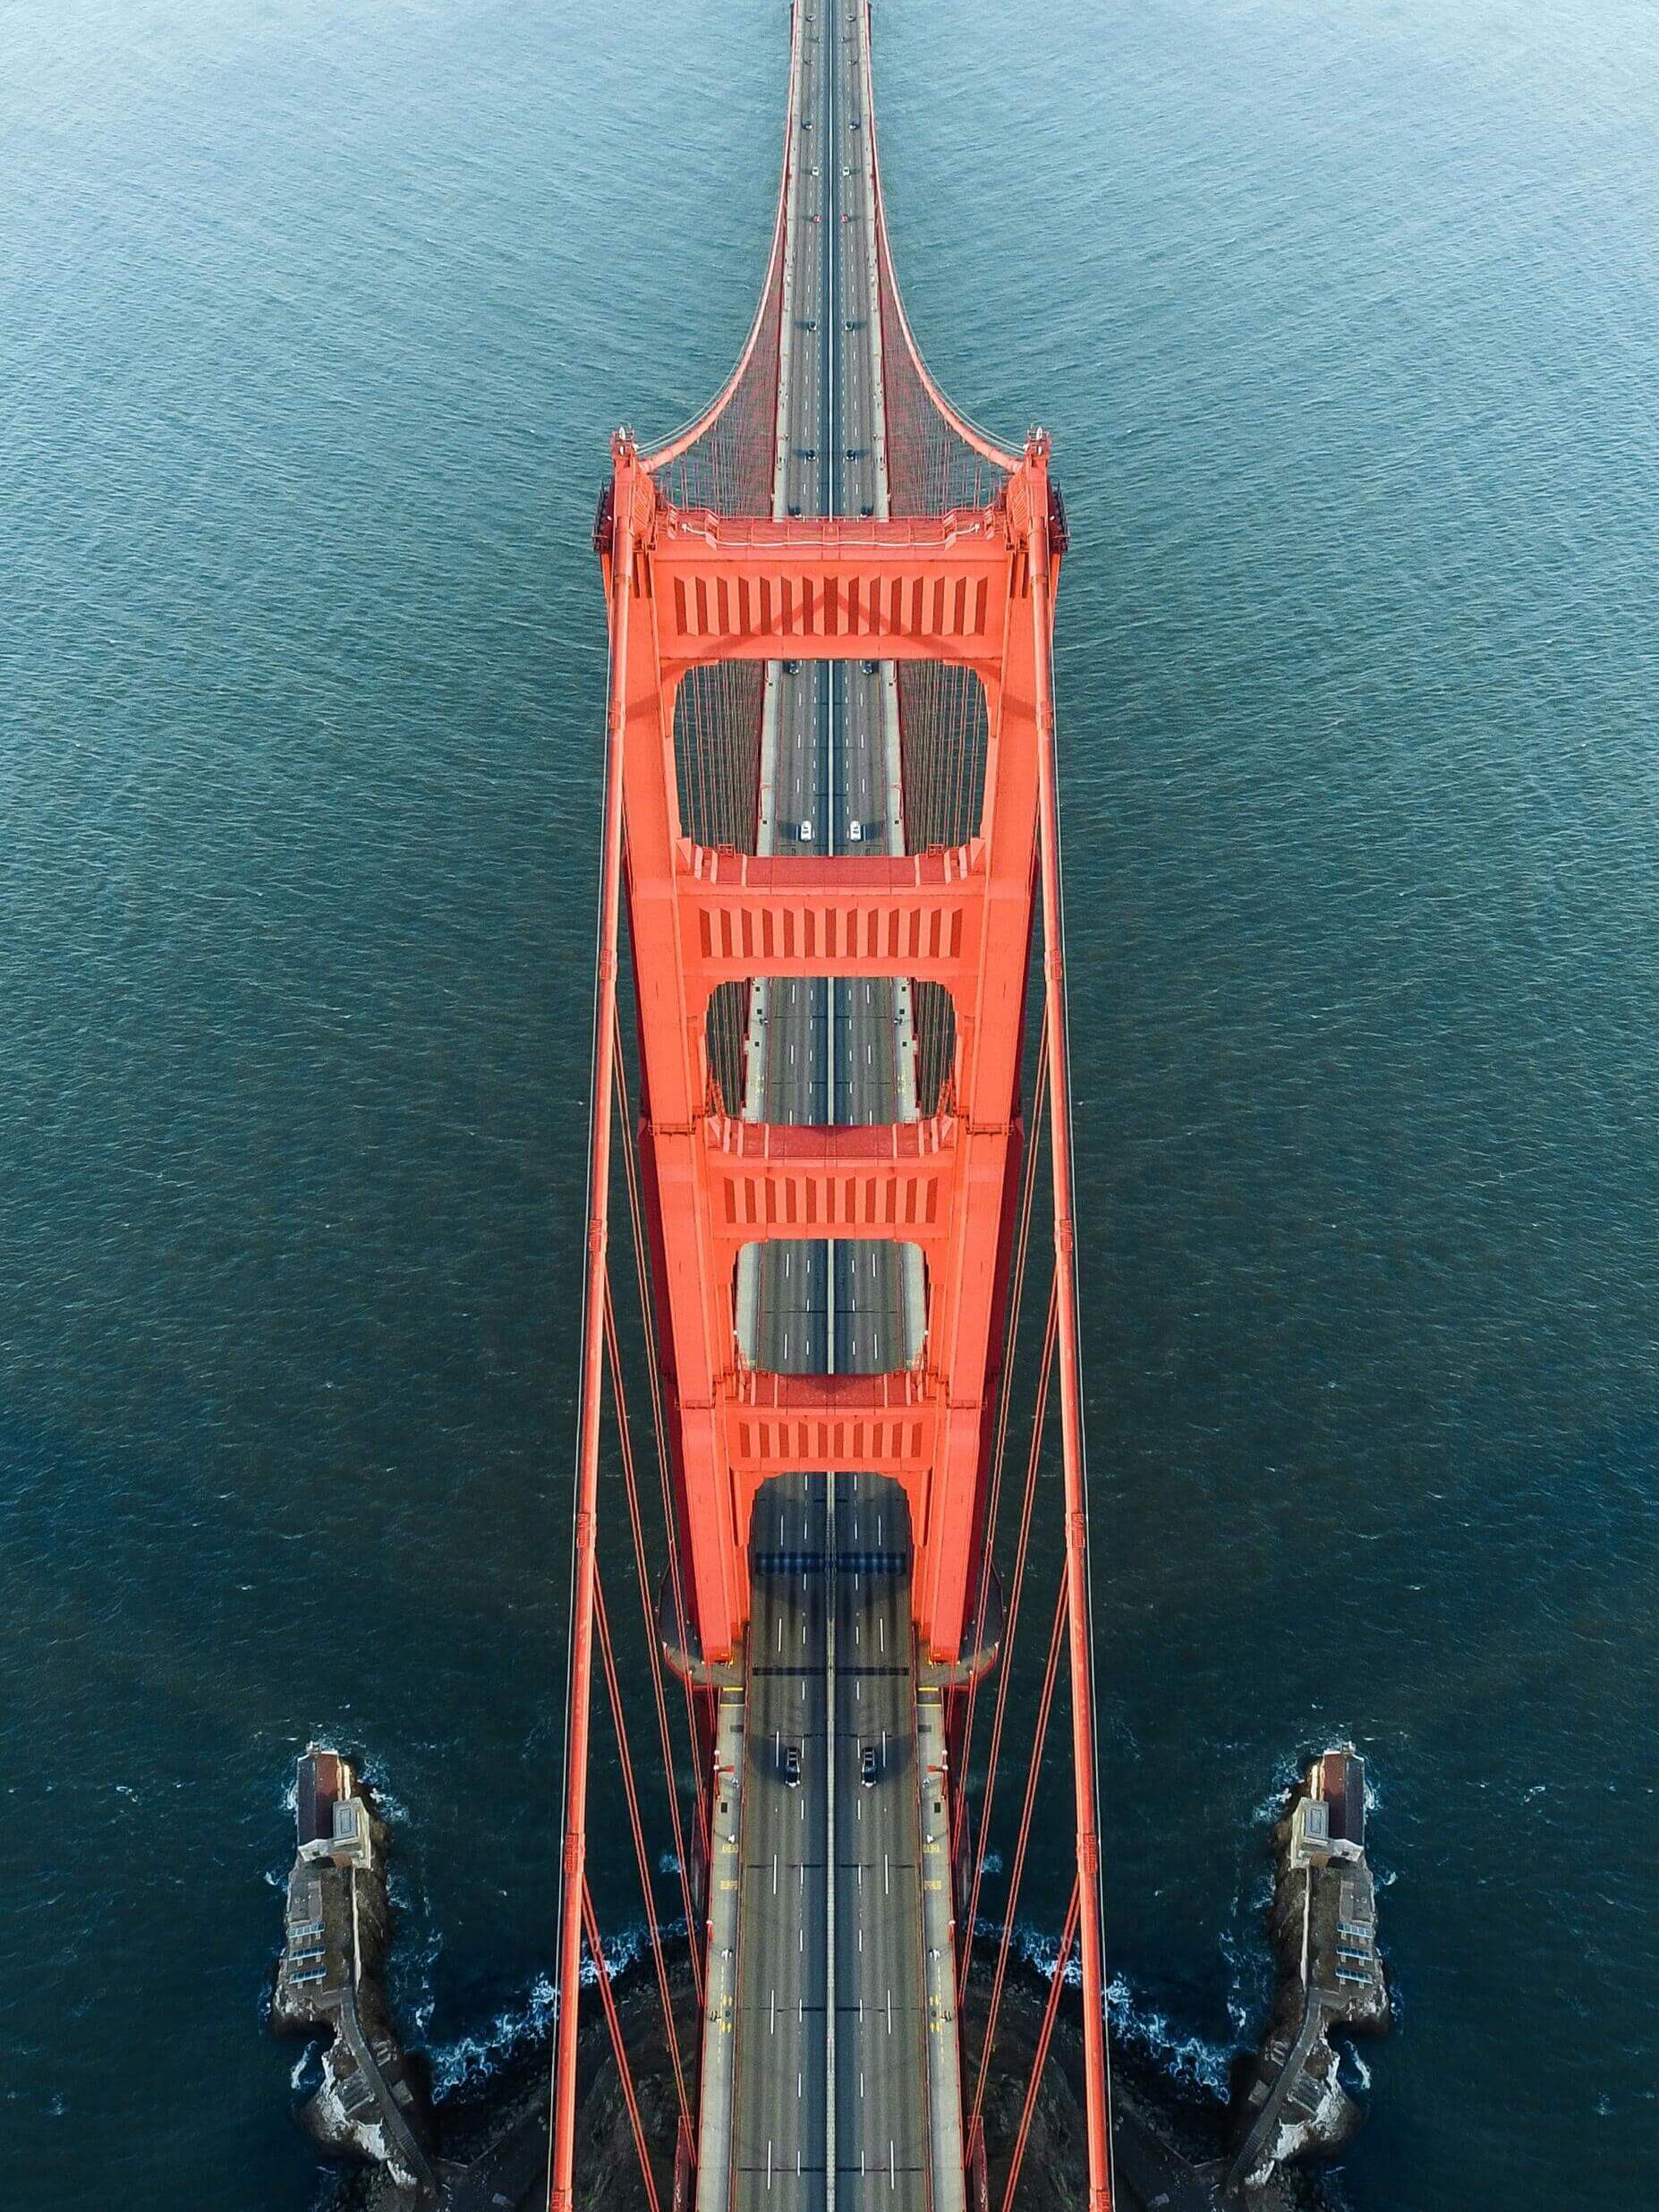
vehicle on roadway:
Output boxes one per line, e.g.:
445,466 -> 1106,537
783,1743 -> 802,1789
860,1744 -> 879,1788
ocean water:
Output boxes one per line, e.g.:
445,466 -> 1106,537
3,1 -> 1656,2205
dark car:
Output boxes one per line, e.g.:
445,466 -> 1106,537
783,1744 -> 802,1789
860,1745 -> 878,1788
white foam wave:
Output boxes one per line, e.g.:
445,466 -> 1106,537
1250,1768 -> 1298,1826
968,1918 -> 1233,2102
1103,1970 -> 1232,2100
396,1918 -> 445,2045
431,1973 -> 559,2097
428,1920 -> 681,2098
354,1748 -> 414,1829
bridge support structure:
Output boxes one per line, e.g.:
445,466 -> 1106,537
549,5 -> 1114,2211
594,437 -> 1064,1672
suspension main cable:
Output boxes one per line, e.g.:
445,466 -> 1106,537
952,1015 -> 1049,1866
970,1576 -> 1068,2146
593,1568 -> 693,2141
603,1281 -> 703,2009
959,1281 -> 1058,2006
549,433 -> 635,2212
998,1878 -> 1080,2212
611,1003 -> 710,1859
582,1879 -> 665,2212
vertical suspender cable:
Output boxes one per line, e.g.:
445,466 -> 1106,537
594,1566 -> 694,2143
970,1578 -> 1068,2148
958,1282 -> 1056,2005
601,1286 -> 703,2008
608,1027 -> 713,1872
952,1028 -> 1047,1868
549,438 -> 637,2212
1027,434 -> 1116,2212
583,1881 -> 666,2212
997,1878 -> 1079,2212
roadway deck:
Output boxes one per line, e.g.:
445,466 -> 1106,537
719,4 -> 956,2210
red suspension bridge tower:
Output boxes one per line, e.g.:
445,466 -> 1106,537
552,7 -> 1111,2210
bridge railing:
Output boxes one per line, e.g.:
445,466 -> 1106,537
640,6 -> 801,513
857,1 -> 1019,513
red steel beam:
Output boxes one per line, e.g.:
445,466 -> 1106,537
600,431 -> 1049,1665
677,841 -> 985,1008
702,1111 -> 959,1250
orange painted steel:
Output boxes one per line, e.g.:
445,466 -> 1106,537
999,1879 -> 1079,2212
970,1578 -> 1069,2158
604,1281 -> 702,2009
549,412 -> 636,2212
959,1285 -> 1058,2010
597,427 -> 1053,1669
1028,439 -> 1117,2212
593,1567 -> 693,2146
583,1882 -> 664,2212
555,6 -> 1115,2211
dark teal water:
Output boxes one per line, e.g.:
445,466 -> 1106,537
4,1 -> 1655,2203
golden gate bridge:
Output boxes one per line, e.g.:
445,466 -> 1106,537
549,6 -> 1112,2208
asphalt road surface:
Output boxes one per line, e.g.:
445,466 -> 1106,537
729,4 -> 931,2208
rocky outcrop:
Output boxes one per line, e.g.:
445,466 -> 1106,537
1226,1748 -> 1390,2196
272,1749 -> 436,2198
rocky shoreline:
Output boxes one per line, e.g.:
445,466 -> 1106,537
321,1939 -> 1346,2212
284,1748 -> 1383,2210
